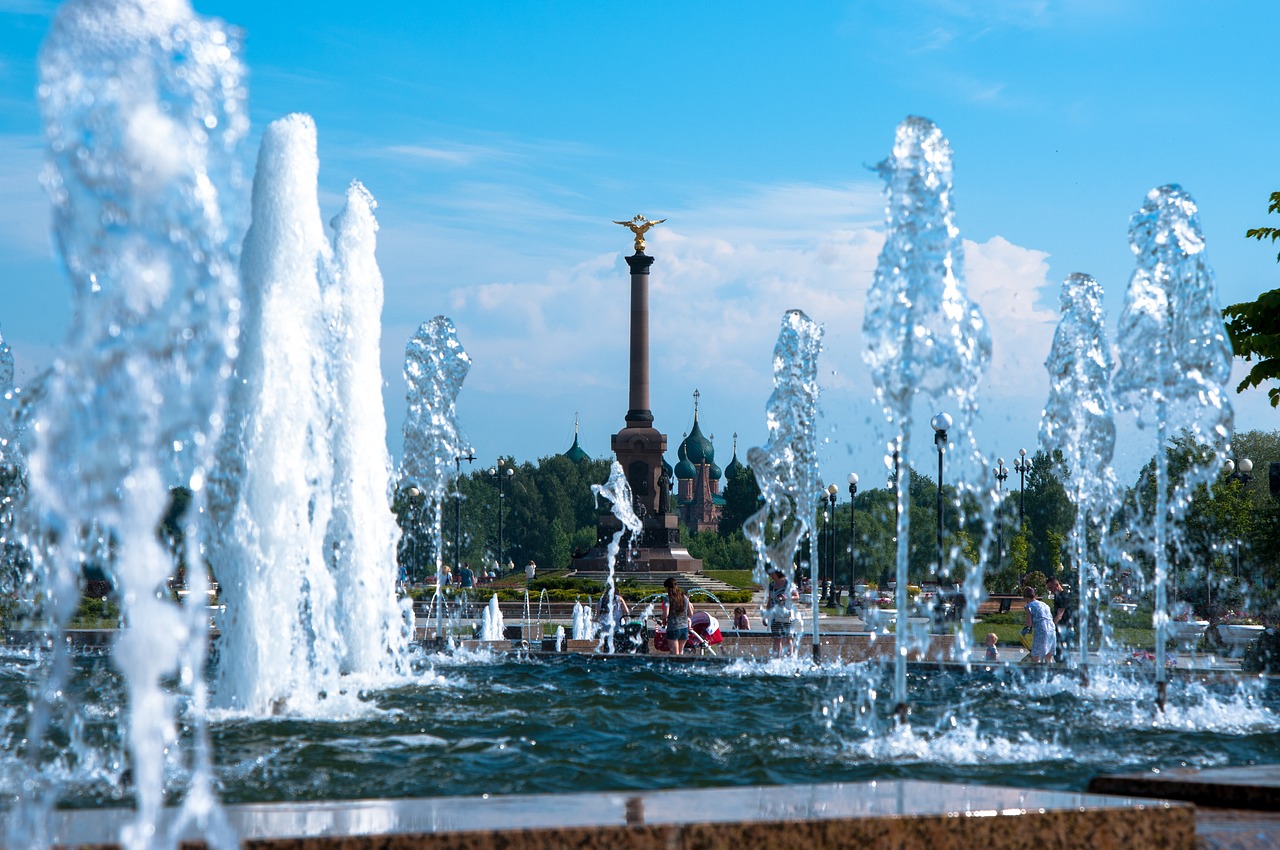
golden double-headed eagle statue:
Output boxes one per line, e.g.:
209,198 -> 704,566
613,214 -> 666,254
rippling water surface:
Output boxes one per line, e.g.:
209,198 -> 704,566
3,650 -> 1278,809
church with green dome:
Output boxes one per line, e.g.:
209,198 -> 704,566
562,416 -> 590,463
674,389 -> 733,533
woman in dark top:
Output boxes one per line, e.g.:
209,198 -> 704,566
662,576 -> 694,655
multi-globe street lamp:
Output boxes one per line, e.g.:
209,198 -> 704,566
404,486 -> 425,584
453,451 -> 476,574
888,444 -> 900,588
826,483 -> 838,596
993,459 -> 1009,574
488,459 -> 514,573
1225,457 -> 1253,580
847,473 -> 859,586
931,412 -> 952,580
1014,448 -> 1032,526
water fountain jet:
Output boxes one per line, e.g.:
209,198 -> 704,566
862,116 -> 991,717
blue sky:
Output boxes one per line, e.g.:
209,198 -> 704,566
1,0 -> 1277,495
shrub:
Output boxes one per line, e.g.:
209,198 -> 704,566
1241,628 -> 1280,674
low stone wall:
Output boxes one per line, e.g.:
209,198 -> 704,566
427,631 -> 957,663
28,779 -> 1196,849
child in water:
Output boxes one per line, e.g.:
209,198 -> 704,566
985,632 -> 999,661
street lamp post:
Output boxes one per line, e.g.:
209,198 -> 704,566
405,486 -> 424,584
931,413 -> 951,581
826,484 -> 838,598
889,445 -> 900,590
1225,457 -> 1253,581
453,451 -> 476,574
1014,448 -> 1032,526
993,459 -> 1008,575
488,459 -> 515,572
847,473 -> 858,587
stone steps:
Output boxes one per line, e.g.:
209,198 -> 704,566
568,570 -> 743,597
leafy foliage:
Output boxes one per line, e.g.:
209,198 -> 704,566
718,464 -> 761,536
1022,450 -> 1074,577
1241,627 -> 1280,674
1224,191 -> 1280,406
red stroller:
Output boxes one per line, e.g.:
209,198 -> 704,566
652,611 -> 724,654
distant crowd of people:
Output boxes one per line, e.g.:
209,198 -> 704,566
400,559 -> 537,590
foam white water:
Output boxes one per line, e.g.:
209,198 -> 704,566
590,461 -> 642,652
209,114 -> 342,717
861,117 -> 991,707
399,316 -> 472,636
571,601 -> 592,641
21,1 -> 245,846
742,309 -> 823,657
323,181 -> 411,676
1040,273 -> 1116,666
480,595 -> 505,642
1113,185 -> 1235,684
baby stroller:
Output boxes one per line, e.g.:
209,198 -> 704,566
613,619 -> 648,653
652,611 -> 724,655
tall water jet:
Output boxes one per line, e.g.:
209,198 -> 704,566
861,116 -> 990,717
400,316 -> 472,642
0,328 -> 27,586
21,0 -> 246,845
210,114 -> 342,716
479,595 -> 505,642
1113,185 -> 1234,709
743,309 -> 823,659
1040,274 -> 1116,672
323,181 -> 410,676
590,461 -> 642,652
571,601 -> 591,641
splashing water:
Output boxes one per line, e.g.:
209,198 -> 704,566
0,327 -> 27,600
20,0 -> 246,846
861,116 -> 990,713
743,310 -> 823,658
479,595 -> 505,642
1040,273 -> 1116,669
1112,185 -> 1234,700
590,461 -> 642,652
0,328 -> 21,475
323,182 -> 412,677
571,601 -> 591,641
209,115 -> 342,717
400,316 -> 472,640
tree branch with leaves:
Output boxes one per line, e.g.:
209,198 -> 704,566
1224,191 -> 1280,407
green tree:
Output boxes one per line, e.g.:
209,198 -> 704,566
718,465 -> 761,536
1224,191 -> 1280,407
1022,450 -> 1074,578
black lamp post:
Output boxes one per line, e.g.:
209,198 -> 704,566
1014,448 -> 1032,526
488,459 -> 514,572
1225,457 -> 1253,580
826,484 -> 838,595
405,486 -> 424,584
993,459 -> 1008,574
847,473 -> 858,586
889,445 -> 900,589
931,413 -> 951,580
453,451 -> 475,573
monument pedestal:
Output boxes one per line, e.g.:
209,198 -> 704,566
571,239 -> 701,575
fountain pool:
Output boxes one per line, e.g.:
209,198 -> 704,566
4,651 -> 1277,812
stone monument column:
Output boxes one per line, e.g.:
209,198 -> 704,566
571,215 -> 701,573
626,251 -> 655,427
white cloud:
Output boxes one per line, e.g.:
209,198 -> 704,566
374,177 -> 1065,488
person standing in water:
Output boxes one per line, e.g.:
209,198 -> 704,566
1022,586 -> 1056,663
764,567 -> 799,657
662,576 -> 694,656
